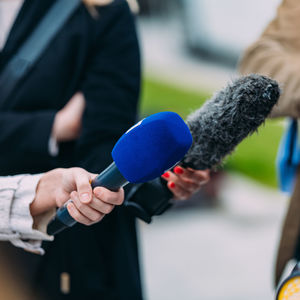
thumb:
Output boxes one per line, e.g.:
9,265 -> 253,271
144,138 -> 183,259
72,168 -> 93,204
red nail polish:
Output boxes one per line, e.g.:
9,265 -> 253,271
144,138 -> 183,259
169,182 -> 175,188
174,166 -> 184,174
162,172 -> 170,178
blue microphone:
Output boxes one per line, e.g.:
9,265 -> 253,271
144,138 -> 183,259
47,112 -> 192,235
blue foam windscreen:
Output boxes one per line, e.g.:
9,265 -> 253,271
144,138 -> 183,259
112,112 -> 193,183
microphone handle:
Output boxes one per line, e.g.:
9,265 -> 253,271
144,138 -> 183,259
47,162 -> 128,235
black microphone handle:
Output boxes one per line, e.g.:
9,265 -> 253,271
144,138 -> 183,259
47,162 -> 128,235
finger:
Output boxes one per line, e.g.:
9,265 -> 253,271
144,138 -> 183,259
186,168 -> 210,184
167,181 -> 192,200
161,171 -> 172,182
72,168 -> 93,204
174,166 -> 210,185
163,171 -> 199,193
162,168 -> 197,187
89,196 -> 115,215
71,191 -> 104,223
93,187 -> 124,206
67,202 -> 94,226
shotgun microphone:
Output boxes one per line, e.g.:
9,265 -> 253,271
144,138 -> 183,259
182,74 -> 280,169
47,112 -> 193,235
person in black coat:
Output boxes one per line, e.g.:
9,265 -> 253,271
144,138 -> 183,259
0,0 -> 210,299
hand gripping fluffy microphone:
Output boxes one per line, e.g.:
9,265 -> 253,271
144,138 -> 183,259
182,74 -> 280,169
109,74 -> 281,224
47,112 -> 193,235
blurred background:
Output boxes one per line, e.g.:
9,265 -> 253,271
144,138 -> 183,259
134,0 -> 290,299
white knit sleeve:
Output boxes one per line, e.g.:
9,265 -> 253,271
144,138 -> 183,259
0,174 -> 54,255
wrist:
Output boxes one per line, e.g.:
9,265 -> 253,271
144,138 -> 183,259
30,169 -> 63,217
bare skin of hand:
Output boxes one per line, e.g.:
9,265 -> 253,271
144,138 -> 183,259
161,166 -> 210,200
52,92 -> 85,142
31,168 -> 124,226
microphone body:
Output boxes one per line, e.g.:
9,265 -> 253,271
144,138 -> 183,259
47,112 -> 193,235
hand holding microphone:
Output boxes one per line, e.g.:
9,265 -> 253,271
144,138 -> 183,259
47,112 -> 193,235
58,170 -> 124,226
32,168 -> 124,226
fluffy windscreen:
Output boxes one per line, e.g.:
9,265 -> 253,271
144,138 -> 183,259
182,74 -> 280,170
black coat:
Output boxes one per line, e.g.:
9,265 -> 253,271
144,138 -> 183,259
0,0 -> 143,299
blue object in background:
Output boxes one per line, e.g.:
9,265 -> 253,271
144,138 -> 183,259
277,119 -> 300,193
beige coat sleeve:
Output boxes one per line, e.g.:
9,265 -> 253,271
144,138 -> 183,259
0,174 -> 54,254
239,0 -> 300,118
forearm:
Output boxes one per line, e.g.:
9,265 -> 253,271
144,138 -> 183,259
0,174 -> 54,254
30,169 -> 62,217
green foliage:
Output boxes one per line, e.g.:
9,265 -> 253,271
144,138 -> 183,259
140,76 -> 284,187
224,120 -> 283,187
140,77 -> 212,118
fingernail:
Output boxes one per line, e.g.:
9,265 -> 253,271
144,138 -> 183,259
169,182 -> 175,188
162,172 -> 170,178
174,166 -> 184,174
80,193 -> 90,203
